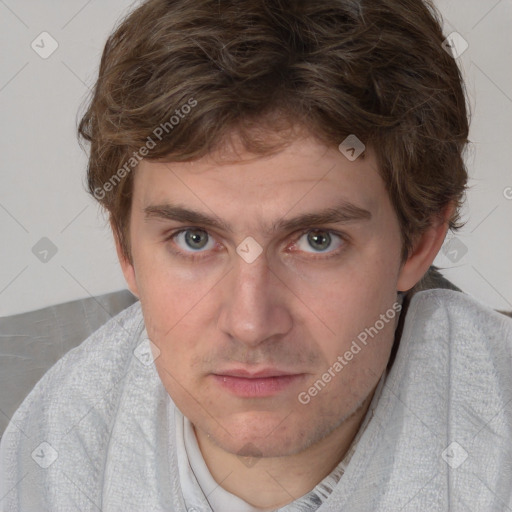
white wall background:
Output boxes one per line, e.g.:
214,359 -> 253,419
0,0 -> 511,317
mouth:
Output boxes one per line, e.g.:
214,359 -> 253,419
212,368 -> 306,397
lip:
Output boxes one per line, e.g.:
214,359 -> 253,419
216,368 -> 299,378
212,368 -> 306,397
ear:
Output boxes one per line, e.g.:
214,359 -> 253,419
397,203 -> 454,292
111,220 -> 140,298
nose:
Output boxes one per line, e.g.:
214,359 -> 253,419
216,252 -> 293,347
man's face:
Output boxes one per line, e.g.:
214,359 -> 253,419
123,134 -> 405,458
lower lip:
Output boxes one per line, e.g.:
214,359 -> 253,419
212,374 -> 305,397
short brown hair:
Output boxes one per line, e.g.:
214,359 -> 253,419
78,0 -> 469,265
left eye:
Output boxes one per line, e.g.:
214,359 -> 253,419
294,230 -> 343,253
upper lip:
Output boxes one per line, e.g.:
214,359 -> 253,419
214,368 -> 301,378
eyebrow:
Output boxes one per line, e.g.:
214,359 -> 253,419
143,200 -> 372,235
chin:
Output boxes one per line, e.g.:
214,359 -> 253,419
200,411 -> 326,458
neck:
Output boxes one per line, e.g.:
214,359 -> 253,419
193,386 -> 377,510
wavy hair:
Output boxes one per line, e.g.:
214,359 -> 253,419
78,0 -> 470,265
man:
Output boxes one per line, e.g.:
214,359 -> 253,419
1,0 -> 511,510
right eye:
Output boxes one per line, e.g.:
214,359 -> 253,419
165,228 -> 219,260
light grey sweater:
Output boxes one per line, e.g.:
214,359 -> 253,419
1,289 -> 512,511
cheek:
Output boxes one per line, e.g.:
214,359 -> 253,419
293,252 -> 400,385
133,241 -> 210,323
135,275 -> 199,379
133,254 -> 220,379
299,302 -> 398,419
295,254 -> 398,335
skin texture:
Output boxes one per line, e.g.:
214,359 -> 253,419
114,132 -> 451,508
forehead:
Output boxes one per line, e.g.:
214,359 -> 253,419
131,135 -> 388,231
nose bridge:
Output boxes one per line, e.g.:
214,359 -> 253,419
229,255 -> 274,320
217,253 -> 291,345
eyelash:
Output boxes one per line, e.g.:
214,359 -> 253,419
164,227 -> 348,262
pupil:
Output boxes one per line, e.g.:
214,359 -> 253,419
185,229 -> 208,249
308,231 -> 330,251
